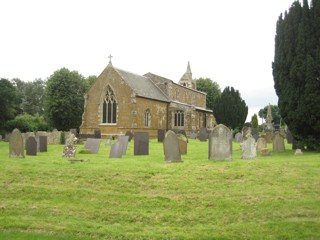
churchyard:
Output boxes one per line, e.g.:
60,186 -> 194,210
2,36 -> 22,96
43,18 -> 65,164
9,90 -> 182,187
1,137 -> 320,239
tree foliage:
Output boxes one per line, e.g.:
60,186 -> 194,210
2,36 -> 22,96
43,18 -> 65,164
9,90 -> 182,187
195,78 -> 221,110
0,78 -> 22,130
44,68 -> 86,131
251,114 -> 259,128
213,86 -> 248,130
272,0 -> 320,150
22,79 -> 46,115
258,105 -> 281,125
5,114 -> 49,133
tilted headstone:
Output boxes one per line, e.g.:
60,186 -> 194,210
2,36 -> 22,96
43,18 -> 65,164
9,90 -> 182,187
94,129 -> 101,139
109,141 -> 123,158
118,135 -> 129,155
256,137 -> 267,152
163,130 -> 182,162
63,133 -> 77,158
26,136 -> 37,156
176,133 -> 188,155
234,132 -> 243,143
134,132 -> 149,155
158,129 -> 165,142
208,124 -> 232,161
39,136 -> 48,152
241,135 -> 257,159
273,132 -> 285,152
199,128 -> 208,142
125,131 -> 134,142
85,138 -> 101,154
9,128 -> 25,158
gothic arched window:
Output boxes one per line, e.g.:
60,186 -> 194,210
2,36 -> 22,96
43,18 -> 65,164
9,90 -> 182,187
102,86 -> 117,124
174,110 -> 184,127
144,109 -> 151,127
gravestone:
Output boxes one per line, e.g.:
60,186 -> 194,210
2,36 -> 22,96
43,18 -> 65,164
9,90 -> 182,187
265,131 -> 273,144
26,136 -> 37,156
260,148 -> 271,156
241,135 -> 257,159
63,134 -> 77,158
109,141 -> 123,158
252,134 -> 259,142
294,149 -> 303,156
118,135 -> 129,155
242,127 -> 252,140
273,132 -> 285,152
70,128 -> 78,138
256,137 -> 267,152
234,132 -> 243,143
125,131 -> 134,142
134,132 -> 149,155
208,124 -> 232,161
163,130 -> 182,162
199,128 -> 208,142
158,129 -> 165,142
176,133 -> 188,155
190,131 -> 197,139
94,129 -> 101,139
85,138 -> 101,154
178,130 -> 187,138
39,136 -> 48,152
9,128 -> 25,158
105,138 -> 112,146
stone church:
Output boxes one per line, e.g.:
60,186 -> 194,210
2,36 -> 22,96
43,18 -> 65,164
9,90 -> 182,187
80,59 -> 216,138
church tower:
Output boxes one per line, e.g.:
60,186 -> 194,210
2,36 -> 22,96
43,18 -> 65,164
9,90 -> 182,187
178,62 -> 196,89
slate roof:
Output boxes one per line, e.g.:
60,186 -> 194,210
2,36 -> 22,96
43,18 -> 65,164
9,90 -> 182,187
114,67 -> 170,103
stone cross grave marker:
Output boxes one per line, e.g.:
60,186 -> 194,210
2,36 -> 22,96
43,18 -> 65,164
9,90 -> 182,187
9,128 -> 25,158
208,124 -> 232,161
163,130 -> 182,162
134,132 -> 149,155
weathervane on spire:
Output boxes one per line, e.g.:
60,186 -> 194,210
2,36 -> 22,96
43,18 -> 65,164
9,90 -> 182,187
108,54 -> 113,63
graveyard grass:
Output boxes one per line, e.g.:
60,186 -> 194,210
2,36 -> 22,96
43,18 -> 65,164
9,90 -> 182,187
0,139 -> 320,240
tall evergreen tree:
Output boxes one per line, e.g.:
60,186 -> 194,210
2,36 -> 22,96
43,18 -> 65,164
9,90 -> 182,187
213,86 -> 248,130
273,0 -> 320,150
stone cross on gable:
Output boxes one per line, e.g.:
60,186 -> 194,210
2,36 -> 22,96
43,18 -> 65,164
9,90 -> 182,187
108,54 -> 113,63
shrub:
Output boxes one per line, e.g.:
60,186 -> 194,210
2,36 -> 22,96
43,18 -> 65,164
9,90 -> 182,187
78,149 -> 92,154
5,114 -> 49,133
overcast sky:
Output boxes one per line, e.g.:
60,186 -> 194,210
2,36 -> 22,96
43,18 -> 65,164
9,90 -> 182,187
0,0 -> 296,122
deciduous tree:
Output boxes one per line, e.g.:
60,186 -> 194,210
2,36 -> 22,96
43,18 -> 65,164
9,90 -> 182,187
195,78 -> 221,110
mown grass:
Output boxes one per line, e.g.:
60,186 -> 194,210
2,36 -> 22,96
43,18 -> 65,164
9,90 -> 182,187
0,139 -> 319,239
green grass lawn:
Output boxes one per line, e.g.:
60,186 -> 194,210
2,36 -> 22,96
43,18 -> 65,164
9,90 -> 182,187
0,139 -> 319,240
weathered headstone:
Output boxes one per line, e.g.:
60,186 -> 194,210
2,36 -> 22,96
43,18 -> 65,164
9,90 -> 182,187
39,136 -> 48,152
109,141 -> 123,158
118,135 -> 129,155
241,135 -> 257,159
134,132 -> 149,155
9,129 -> 25,158
105,138 -> 112,146
273,132 -> 285,152
94,129 -> 101,139
260,148 -> 271,156
26,136 -> 37,156
234,132 -> 243,143
178,130 -> 187,138
256,137 -> 267,152
176,133 -> 188,155
125,131 -> 134,142
190,131 -> 197,139
208,124 -> 232,161
163,130 -> 182,162
242,127 -> 252,140
63,134 -> 77,158
264,132 -> 273,144
70,128 -> 78,137
85,138 -> 101,154
158,129 -> 165,142
199,128 -> 208,142
294,149 -> 303,156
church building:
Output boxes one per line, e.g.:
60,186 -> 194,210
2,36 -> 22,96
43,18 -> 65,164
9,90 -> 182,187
80,58 -> 216,138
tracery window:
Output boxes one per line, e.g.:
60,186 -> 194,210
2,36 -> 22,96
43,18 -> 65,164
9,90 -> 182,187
102,86 -> 117,124
174,110 -> 184,127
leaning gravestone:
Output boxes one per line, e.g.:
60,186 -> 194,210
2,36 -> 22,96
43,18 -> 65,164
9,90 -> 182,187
199,128 -> 208,142
85,138 -> 101,154
273,132 -> 285,152
134,132 -> 149,155
208,124 -> 232,161
241,135 -> 257,159
118,135 -> 129,155
234,132 -> 243,143
39,136 -> 48,152
256,137 -> 267,152
63,134 -> 76,158
158,129 -> 165,142
26,136 -> 37,156
9,128 -> 25,158
163,130 -> 182,162
176,133 -> 188,155
109,141 -> 123,158
125,131 -> 134,142
94,129 -> 101,139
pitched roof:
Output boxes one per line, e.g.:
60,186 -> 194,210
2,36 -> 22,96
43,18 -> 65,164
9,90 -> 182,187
114,67 -> 170,103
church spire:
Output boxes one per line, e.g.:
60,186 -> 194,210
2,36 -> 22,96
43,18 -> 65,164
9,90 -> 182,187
178,61 -> 196,89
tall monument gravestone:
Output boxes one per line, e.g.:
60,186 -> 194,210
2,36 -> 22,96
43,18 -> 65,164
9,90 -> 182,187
208,124 -> 232,161
163,130 -> 182,162
9,128 -> 25,158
